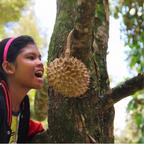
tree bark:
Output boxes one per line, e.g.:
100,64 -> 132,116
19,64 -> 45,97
31,0 -> 144,143
45,0 -> 114,143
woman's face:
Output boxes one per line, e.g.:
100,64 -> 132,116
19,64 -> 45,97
13,44 -> 44,89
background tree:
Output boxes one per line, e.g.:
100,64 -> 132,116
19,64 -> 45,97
8,11 -> 47,59
32,0 -> 144,143
112,0 -> 144,73
0,0 -> 31,37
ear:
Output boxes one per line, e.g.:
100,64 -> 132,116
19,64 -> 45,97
2,61 -> 15,75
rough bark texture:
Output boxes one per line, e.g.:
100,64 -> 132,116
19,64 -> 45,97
45,0 -> 114,143
31,0 -> 144,143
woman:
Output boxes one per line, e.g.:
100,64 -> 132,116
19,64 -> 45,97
0,36 -> 44,143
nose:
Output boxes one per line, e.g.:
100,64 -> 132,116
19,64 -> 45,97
36,58 -> 44,68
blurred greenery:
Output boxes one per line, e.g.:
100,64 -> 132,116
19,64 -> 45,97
115,91 -> 144,143
8,11 -> 48,59
111,0 -> 144,142
111,0 -> 144,73
0,0 -> 31,37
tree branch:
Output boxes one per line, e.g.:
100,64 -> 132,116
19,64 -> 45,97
101,72 -> 144,110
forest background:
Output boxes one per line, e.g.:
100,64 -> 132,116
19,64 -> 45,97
0,0 -> 144,143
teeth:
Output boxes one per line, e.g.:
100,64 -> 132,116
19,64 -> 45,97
37,71 -> 43,75
35,71 -> 43,77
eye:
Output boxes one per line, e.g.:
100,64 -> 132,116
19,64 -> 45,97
27,55 -> 35,60
39,55 -> 42,61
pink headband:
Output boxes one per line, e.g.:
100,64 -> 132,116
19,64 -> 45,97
3,37 -> 17,62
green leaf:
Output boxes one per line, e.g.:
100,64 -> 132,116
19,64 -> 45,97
126,99 -> 138,113
137,137 -> 144,143
135,113 -> 143,127
132,93 -> 138,99
141,125 -> 144,136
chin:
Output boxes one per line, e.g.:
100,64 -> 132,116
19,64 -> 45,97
35,85 -> 43,89
33,83 -> 43,89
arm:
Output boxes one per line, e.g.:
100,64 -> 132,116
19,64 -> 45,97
28,119 -> 44,137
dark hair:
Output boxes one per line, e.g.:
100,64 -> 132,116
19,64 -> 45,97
0,35 -> 35,81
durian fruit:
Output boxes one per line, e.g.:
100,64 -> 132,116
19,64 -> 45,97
47,30 -> 90,97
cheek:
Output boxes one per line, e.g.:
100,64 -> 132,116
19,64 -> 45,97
24,67 -> 34,76
16,64 -> 34,75
15,59 -> 35,76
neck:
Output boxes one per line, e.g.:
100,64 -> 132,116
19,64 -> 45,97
7,79 -> 30,112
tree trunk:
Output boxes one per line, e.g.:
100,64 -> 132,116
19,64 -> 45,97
31,0 -> 144,143
46,0 -> 114,143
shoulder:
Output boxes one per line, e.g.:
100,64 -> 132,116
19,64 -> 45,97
0,83 -> 4,95
0,84 -> 7,123
0,84 -> 6,109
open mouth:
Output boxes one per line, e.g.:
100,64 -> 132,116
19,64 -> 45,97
35,71 -> 43,78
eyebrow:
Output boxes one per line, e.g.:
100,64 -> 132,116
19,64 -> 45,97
26,52 -> 41,58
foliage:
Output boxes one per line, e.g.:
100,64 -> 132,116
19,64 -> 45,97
111,0 -> 144,72
0,0 -> 31,37
111,0 -> 144,142
8,11 -> 48,59
115,91 -> 144,143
